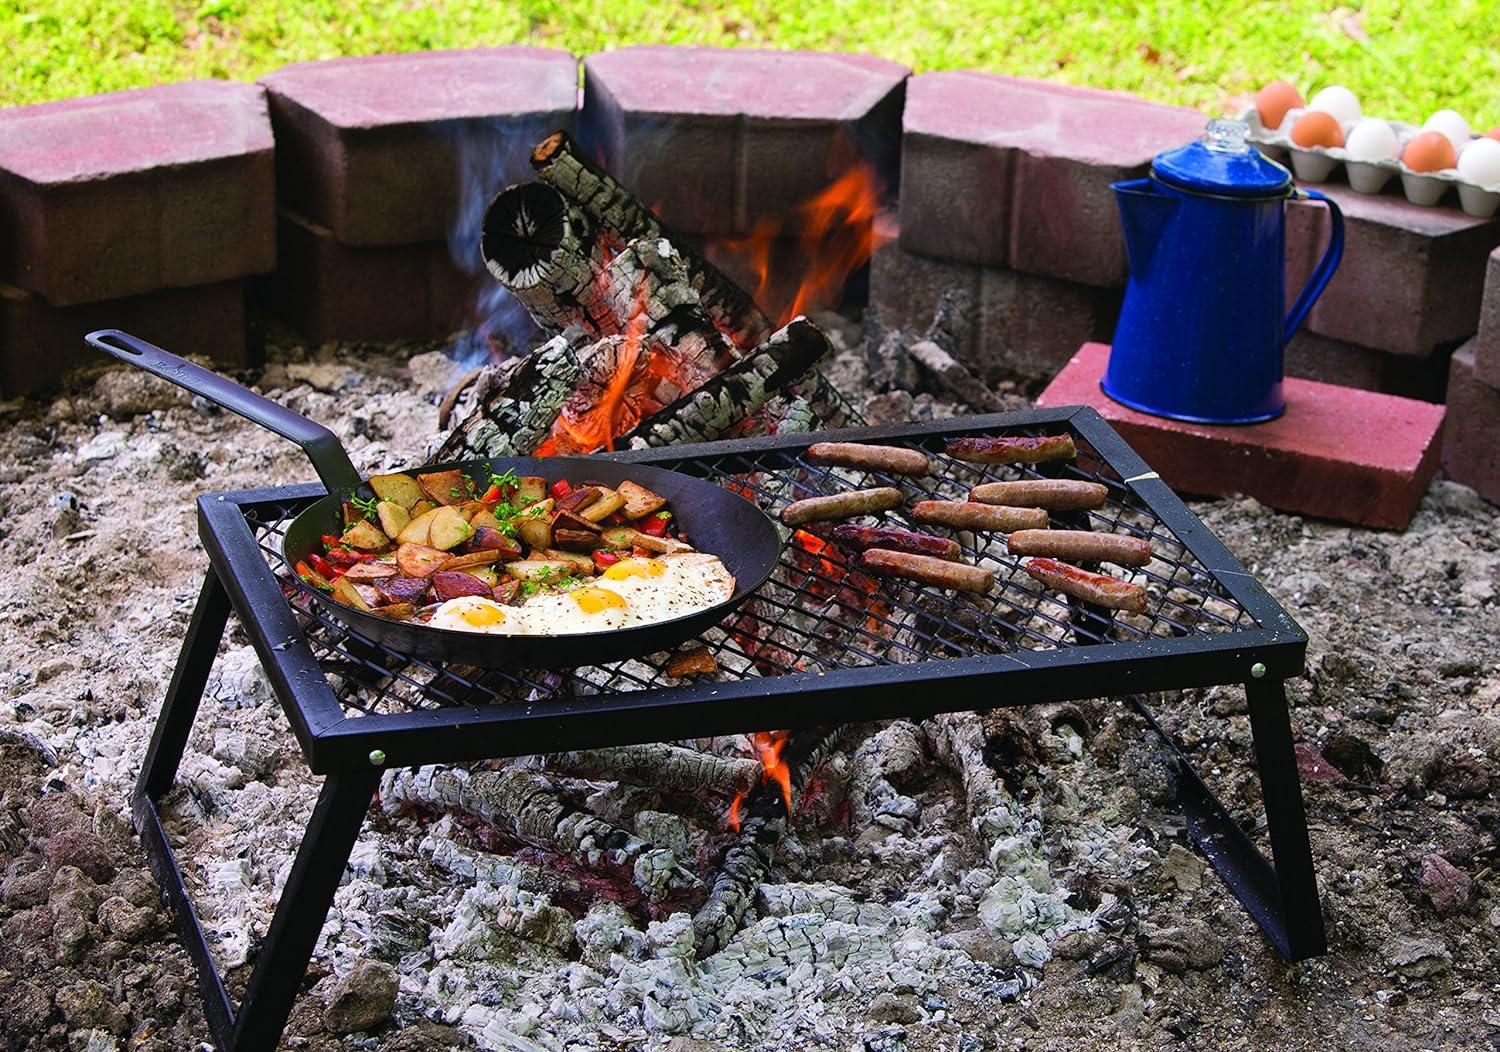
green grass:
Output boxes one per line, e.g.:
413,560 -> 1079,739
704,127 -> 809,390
3,0 -> 1498,129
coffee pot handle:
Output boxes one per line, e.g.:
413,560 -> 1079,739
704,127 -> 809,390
1283,189 -> 1344,345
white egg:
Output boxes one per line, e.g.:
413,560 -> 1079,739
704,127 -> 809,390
1344,119 -> 1399,162
1424,109 -> 1471,150
1457,137 -> 1500,187
1308,85 -> 1361,126
429,596 -> 512,634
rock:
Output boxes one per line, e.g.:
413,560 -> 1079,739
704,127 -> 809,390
30,793 -> 90,840
1431,753 -> 1492,799
1142,921 -> 1223,973
863,390 -> 915,426
1159,844 -> 1206,893
96,896 -> 156,941
1295,742 -> 1347,783
1011,932 -> 1052,969
321,959 -> 398,1035
44,829 -> 117,883
1384,936 -> 1451,978
867,992 -> 922,1024
1052,929 -> 1107,961
1321,732 -> 1383,782
1417,853 -> 1475,915
54,980 -> 126,1034
2,865 -> 52,907
95,368 -> 189,416
940,925 -> 1016,969
34,658 -> 74,683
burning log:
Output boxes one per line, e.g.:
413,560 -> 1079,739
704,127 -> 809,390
480,182 -> 611,334
539,744 -> 761,796
381,764 -> 700,901
529,131 -> 772,349
907,339 -> 1007,413
434,329 -> 587,460
620,317 -> 835,448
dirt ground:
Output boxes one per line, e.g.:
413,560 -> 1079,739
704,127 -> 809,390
0,336 -> 1495,1051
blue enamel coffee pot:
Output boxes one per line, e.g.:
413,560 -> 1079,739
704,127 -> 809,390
1103,118 -> 1344,424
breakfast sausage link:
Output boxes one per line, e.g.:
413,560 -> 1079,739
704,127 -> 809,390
1024,557 -> 1147,614
1007,529 -> 1153,567
911,500 -> 1048,532
780,487 -> 904,526
970,479 -> 1108,510
859,549 -> 994,593
830,524 -> 961,560
806,442 -> 931,476
945,434 -> 1077,464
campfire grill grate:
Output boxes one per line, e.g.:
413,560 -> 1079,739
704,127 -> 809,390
242,414 -> 1262,721
143,407 -> 1322,1052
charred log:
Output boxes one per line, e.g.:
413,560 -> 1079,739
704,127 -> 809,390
539,744 -> 761,796
530,130 -> 772,349
907,339 -> 1007,413
481,182 -> 611,334
434,329 -> 588,460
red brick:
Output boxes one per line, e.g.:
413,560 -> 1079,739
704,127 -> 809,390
870,243 -> 1120,382
898,72 -> 1205,287
0,81 -> 275,306
1442,341 -> 1500,505
1475,247 -> 1500,389
261,48 -> 579,247
1284,331 -> 1451,404
0,279 -> 250,398
262,210 -> 479,343
1285,183 -> 1500,358
582,47 -> 908,237
1036,342 -> 1445,529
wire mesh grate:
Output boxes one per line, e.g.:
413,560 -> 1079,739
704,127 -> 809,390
239,425 -> 1258,718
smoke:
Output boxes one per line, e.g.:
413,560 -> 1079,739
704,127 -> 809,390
442,118 -> 549,370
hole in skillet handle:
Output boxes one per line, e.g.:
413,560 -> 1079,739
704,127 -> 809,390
282,455 -> 784,670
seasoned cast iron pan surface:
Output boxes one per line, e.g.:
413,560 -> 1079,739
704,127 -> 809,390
87,330 -> 782,668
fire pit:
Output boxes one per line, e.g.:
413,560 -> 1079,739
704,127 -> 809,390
134,407 -> 1322,1050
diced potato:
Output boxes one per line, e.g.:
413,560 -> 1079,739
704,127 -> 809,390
331,576 -> 374,611
428,506 -> 475,552
408,499 -> 438,518
430,571 -> 494,602
464,566 -> 499,588
396,506 -> 442,546
554,528 -> 605,552
516,476 -> 547,506
470,509 -> 503,531
600,526 -> 638,550
340,519 -> 388,551
556,486 -> 600,514
342,501 -> 364,528
397,543 -> 450,578
516,517 -> 552,553
455,500 -> 491,522
617,480 -> 667,520
666,646 -> 718,677
377,576 -> 430,605
629,530 -> 693,554
369,472 -> 426,510
537,548 -> 595,575
418,469 -> 471,507
579,488 -> 626,522
468,527 -> 523,560
553,509 -> 601,534
443,549 -> 502,571
341,561 -> 398,581
376,500 -> 410,540
371,602 -> 416,621
504,559 -> 575,582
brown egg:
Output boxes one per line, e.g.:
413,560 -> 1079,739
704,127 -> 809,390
1402,130 -> 1458,172
1487,126 -> 1500,142
1255,81 -> 1305,130
1290,110 -> 1344,149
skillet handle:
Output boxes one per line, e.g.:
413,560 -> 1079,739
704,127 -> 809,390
86,329 -> 362,494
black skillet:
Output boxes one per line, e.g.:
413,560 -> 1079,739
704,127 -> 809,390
86,329 -> 783,668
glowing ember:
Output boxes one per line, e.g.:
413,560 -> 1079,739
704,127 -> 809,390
752,730 -> 792,814
712,162 -> 895,327
727,789 -> 745,832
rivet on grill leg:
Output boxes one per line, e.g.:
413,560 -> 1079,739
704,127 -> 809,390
1250,662 -> 1267,679
368,749 -> 387,766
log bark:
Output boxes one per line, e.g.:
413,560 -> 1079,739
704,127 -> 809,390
907,339 -> 1007,413
539,744 -> 761,796
434,329 -> 588,460
530,131 -> 772,350
480,182 -> 611,334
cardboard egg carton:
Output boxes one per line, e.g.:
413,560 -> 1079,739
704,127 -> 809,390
1238,106 -> 1500,218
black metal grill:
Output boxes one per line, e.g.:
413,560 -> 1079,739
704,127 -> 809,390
245,418 -> 1258,720
139,407 -> 1323,1052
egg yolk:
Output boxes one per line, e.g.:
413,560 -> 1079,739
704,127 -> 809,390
602,558 -> 666,580
457,602 -> 506,627
570,587 -> 628,614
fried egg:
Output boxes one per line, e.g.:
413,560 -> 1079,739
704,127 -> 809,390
426,553 -> 735,636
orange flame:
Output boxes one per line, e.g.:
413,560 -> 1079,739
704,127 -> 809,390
712,162 -> 895,328
751,730 -> 792,815
727,790 -> 745,832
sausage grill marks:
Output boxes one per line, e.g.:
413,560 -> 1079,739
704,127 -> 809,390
806,442 -> 931,476
829,525 -> 961,561
859,550 -> 994,594
945,434 -> 1077,465
970,479 -> 1108,511
1024,558 -> 1148,614
1006,529 -> 1153,568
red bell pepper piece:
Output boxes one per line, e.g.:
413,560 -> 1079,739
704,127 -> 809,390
639,512 -> 671,537
549,479 -> 573,500
480,483 -> 504,504
307,553 -> 344,580
592,550 -> 623,573
602,511 -> 627,526
322,533 -> 344,551
324,547 -> 375,567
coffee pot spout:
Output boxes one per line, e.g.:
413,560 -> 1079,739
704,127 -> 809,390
1112,177 -> 1178,275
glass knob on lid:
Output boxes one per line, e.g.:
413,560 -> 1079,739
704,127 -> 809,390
1151,119 -> 1292,198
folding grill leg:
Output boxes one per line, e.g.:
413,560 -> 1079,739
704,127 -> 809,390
138,570 -> 232,801
1245,676 -> 1326,960
229,770 -> 379,1052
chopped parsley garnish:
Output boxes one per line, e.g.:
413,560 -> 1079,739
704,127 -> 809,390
488,467 -> 520,491
350,495 -> 380,521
